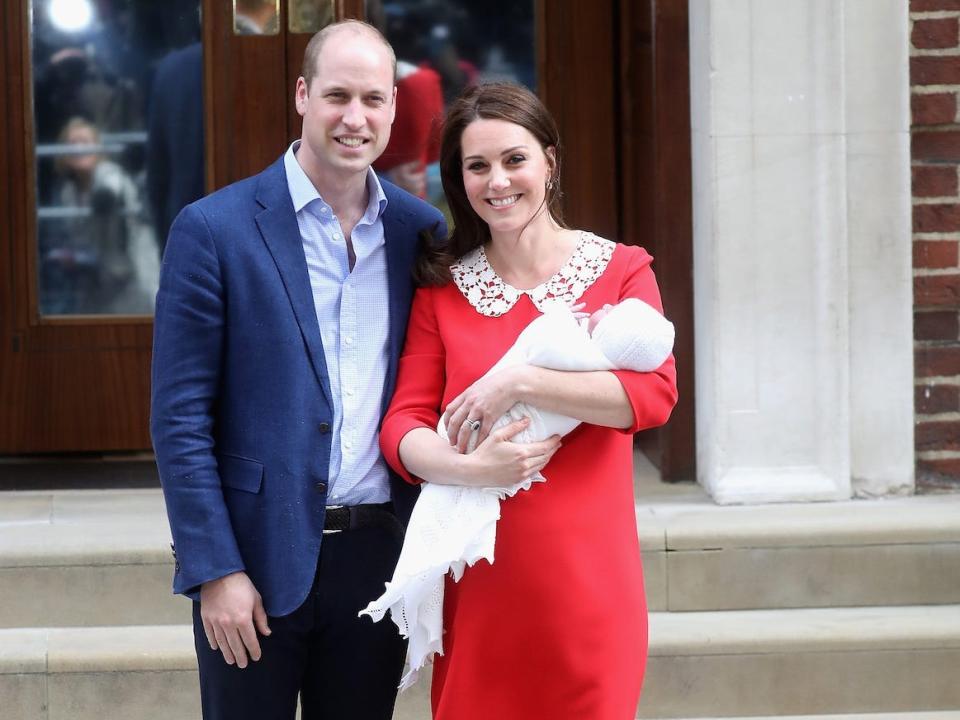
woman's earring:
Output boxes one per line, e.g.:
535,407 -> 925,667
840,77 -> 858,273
546,177 -> 554,191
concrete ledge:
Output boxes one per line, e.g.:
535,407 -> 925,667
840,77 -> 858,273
643,714 -> 960,720
648,605 -> 960,657
645,494 -> 960,550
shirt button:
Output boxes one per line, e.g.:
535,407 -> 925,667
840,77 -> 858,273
344,336 -> 353,346
315,481 -> 327,493
333,232 -> 342,241
344,440 -> 353,450
321,206 -> 329,214
345,386 -> 354,396
319,422 -> 330,433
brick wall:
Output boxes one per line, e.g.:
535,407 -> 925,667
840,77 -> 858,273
911,0 -> 960,489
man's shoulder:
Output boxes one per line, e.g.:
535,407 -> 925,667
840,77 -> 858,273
189,158 -> 284,217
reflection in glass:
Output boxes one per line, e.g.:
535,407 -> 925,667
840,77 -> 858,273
31,0 -> 203,315
290,0 -> 335,34
233,0 -> 280,35
367,0 -> 535,212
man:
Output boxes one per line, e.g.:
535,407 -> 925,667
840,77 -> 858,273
150,21 -> 445,720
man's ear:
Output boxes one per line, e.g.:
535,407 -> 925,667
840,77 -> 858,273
295,77 -> 308,117
389,86 -> 398,124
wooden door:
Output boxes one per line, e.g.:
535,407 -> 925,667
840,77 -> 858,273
0,0 -> 162,453
1,0 -> 695,473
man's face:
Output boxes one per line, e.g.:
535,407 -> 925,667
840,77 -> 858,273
295,32 -> 396,180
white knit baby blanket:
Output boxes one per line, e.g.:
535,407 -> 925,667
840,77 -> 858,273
360,298 -> 674,689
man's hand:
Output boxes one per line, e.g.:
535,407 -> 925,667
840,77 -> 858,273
199,571 -> 271,668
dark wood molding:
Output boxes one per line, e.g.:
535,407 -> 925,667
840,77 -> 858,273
539,0 -> 619,240
204,0 -> 290,190
622,0 -> 696,480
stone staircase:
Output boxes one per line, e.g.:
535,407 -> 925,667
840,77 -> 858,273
0,458 -> 958,720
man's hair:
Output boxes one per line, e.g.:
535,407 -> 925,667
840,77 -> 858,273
301,20 -> 397,90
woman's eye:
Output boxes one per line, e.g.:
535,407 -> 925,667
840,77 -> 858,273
508,154 -> 526,164
467,162 -> 486,171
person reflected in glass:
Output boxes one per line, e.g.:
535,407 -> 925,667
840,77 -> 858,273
369,1 -> 444,200
234,0 -> 278,35
378,83 -> 678,719
42,117 -> 151,313
146,41 -> 204,258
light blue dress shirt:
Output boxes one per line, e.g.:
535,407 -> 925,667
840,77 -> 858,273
284,141 -> 392,506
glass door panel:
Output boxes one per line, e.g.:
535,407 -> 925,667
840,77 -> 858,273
365,0 -> 535,211
31,0 -> 203,316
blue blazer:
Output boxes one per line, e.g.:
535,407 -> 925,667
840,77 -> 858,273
150,155 -> 445,616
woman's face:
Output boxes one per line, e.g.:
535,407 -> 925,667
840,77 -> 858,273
459,118 -> 555,237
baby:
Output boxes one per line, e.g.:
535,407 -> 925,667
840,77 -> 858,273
361,299 -> 675,688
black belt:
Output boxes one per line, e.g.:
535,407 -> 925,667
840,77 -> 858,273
323,502 -> 397,535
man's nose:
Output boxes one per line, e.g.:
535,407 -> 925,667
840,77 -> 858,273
342,99 -> 365,129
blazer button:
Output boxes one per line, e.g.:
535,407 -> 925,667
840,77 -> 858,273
315,481 -> 327,493
319,422 -> 330,433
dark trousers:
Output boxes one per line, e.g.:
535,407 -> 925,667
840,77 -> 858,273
193,524 -> 406,720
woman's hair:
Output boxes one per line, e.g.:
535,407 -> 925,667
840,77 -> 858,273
414,82 -> 565,287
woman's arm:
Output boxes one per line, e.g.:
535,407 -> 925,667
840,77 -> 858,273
444,245 -> 678,452
397,419 -> 561,488
442,365 -> 634,453
379,287 -> 562,488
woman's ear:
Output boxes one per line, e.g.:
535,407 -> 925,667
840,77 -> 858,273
545,146 -> 557,176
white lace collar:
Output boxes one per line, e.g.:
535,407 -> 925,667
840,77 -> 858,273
450,231 -> 615,317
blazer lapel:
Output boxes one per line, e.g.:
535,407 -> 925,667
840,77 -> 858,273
254,159 -> 333,409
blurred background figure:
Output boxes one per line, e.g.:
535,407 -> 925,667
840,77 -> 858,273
146,42 -> 204,257
32,0 -> 202,315
369,0 -> 535,213
41,117 -> 157,314
233,0 -> 278,35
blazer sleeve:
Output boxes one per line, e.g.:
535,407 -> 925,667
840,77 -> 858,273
608,245 -> 679,434
379,286 -> 446,484
150,203 -> 245,596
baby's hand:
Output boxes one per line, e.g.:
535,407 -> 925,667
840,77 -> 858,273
568,301 -> 588,321
587,304 -> 614,335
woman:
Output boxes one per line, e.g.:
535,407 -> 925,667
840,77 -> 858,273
379,83 -> 677,719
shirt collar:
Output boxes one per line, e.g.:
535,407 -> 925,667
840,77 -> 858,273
284,140 -> 388,222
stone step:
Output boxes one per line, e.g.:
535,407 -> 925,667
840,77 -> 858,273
3,606 -> 957,720
0,490 -> 187,627
0,483 -> 960,627
636,488 -> 960,612
637,605 -> 960,718
2,484 -> 959,626
645,715 -> 960,720
0,625 -> 430,720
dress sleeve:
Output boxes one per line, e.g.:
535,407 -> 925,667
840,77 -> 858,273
380,286 -> 446,483
608,245 -> 679,434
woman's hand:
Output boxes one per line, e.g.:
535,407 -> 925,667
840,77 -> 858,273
460,417 -> 562,488
443,365 -> 528,453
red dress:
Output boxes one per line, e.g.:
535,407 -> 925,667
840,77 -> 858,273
380,234 -> 678,720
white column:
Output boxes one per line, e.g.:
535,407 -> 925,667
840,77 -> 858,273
689,0 -> 914,504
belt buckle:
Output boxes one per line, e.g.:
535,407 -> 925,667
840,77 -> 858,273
323,505 -> 344,535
